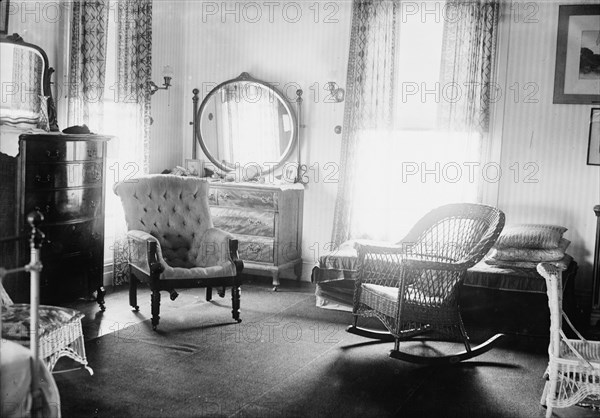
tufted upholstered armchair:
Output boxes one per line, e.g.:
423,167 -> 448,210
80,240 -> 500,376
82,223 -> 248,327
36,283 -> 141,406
113,174 -> 243,330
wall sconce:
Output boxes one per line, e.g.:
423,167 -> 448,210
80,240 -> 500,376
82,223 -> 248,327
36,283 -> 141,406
325,81 -> 345,102
148,65 -> 174,95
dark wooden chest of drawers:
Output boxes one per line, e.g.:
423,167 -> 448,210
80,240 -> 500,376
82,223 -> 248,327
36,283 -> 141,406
9,133 -> 110,305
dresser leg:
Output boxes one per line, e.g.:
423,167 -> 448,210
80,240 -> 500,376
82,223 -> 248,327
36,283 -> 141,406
96,286 -> 106,311
272,272 -> 280,292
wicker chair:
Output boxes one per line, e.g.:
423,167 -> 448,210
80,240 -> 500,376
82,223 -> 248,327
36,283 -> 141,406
537,262 -> 600,417
347,203 -> 505,364
113,174 -> 244,330
1,212 -> 92,375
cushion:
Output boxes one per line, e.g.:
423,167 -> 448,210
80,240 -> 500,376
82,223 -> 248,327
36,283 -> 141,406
488,238 -> 570,262
494,224 -> 567,249
319,241 -> 359,270
484,253 -> 573,270
1,304 -> 84,341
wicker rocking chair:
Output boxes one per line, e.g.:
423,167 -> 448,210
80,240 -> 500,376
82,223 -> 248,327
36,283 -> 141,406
346,203 -> 505,365
537,262 -> 600,417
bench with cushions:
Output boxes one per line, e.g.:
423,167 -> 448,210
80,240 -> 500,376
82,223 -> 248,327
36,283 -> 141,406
312,238 -> 580,336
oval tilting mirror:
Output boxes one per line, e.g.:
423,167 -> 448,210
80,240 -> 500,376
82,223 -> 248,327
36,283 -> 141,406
0,34 -> 58,131
195,72 -> 298,177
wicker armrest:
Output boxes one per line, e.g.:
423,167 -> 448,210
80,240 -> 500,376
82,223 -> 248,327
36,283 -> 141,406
403,257 -> 472,272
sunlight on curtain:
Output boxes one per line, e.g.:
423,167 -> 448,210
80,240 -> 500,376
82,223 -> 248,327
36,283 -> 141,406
101,0 -> 150,274
352,129 -> 480,241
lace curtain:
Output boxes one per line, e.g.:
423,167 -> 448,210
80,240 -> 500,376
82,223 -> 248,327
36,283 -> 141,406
66,0 -> 110,129
331,0 -> 398,246
438,0 -> 500,133
110,0 -> 153,285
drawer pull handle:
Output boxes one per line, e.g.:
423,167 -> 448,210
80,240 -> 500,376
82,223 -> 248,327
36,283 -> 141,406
87,171 -> 102,182
261,196 -> 273,204
46,150 -> 61,159
87,149 -> 97,158
221,193 -> 230,200
247,243 -> 261,253
35,174 -> 52,183
90,200 -> 97,208
34,205 -> 52,214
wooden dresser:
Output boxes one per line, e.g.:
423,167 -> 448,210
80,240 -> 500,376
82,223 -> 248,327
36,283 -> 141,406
13,133 -> 111,306
207,181 -> 304,290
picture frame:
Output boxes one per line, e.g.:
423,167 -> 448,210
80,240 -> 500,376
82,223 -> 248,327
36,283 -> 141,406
184,159 -> 204,177
0,0 -> 9,34
553,5 -> 600,104
588,108 -> 600,166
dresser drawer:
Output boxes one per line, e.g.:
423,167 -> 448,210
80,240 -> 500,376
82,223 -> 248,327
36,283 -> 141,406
237,236 -> 274,263
42,219 -> 104,258
213,188 -> 278,210
25,140 -> 103,162
26,162 -> 103,189
211,207 -> 275,237
24,188 -> 103,223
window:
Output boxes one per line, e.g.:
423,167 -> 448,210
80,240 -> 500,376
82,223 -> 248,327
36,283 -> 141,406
352,4 -> 481,241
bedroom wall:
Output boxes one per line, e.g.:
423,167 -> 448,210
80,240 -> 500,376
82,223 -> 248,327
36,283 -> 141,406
150,0 -> 353,279
497,0 -> 600,304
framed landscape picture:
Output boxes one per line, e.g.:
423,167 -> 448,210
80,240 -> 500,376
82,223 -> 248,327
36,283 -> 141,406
588,108 -> 600,166
553,5 -> 600,104
0,0 -> 9,34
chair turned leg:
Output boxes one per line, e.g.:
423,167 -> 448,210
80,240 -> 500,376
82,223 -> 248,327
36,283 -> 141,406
231,285 -> 241,323
218,286 -> 226,298
96,286 -> 106,311
129,278 -> 139,311
206,287 -> 212,301
151,290 -> 161,330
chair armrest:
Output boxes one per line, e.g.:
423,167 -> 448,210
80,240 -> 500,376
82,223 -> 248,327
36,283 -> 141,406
196,228 -> 244,273
403,257 -> 472,272
354,243 -> 406,287
126,230 -> 165,278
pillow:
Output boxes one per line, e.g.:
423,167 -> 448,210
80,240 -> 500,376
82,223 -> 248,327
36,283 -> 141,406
494,224 -> 567,249
484,254 -> 573,270
488,238 -> 570,262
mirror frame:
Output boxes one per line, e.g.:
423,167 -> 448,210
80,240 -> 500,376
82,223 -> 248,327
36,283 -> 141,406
194,72 -> 298,177
0,33 -> 59,131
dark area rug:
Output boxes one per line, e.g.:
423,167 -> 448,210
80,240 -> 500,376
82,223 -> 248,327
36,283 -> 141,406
54,278 -> 597,418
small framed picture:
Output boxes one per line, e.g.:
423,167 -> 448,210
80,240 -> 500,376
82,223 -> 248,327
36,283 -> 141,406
0,0 -> 9,34
588,108 -> 600,166
185,159 -> 204,176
